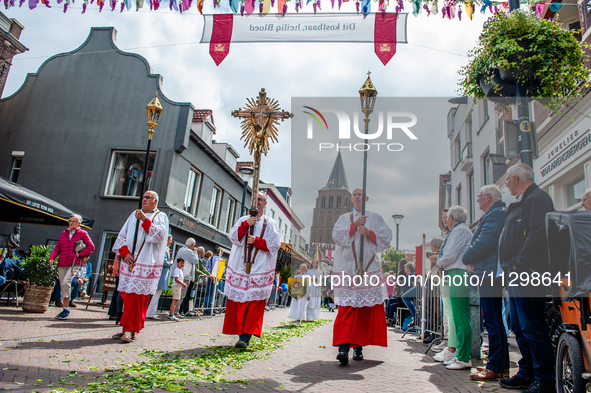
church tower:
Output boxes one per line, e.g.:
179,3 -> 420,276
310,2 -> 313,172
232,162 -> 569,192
309,151 -> 352,244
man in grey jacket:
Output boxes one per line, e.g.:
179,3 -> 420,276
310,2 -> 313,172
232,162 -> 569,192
174,239 -> 205,317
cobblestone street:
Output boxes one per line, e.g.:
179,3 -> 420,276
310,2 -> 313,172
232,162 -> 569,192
0,301 -> 520,392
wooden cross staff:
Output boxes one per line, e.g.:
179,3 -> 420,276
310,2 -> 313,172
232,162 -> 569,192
232,88 -> 293,273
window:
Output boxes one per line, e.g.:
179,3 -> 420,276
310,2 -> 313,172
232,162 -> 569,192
105,151 -> 156,197
225,197 -> 236,232
482,151 -> 490,185
208,186 -> 222,226
478,99 -> 489,132
566,174 -> 586,208
329,196 -> 334,208
284,224 -> 288,242
270,209 -> 275,219
321,196 -> 326,208
456,184 -> 462,206
9,157 -> 22,183
183,168 -> 202,215
286,193 -> 291,206
278,218 -> 283,236
452,136 -> 461,169
468,171 -> 475,223
337,196 -> 341,208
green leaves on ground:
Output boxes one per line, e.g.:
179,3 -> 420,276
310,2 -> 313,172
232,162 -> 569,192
67,319 -> 328,393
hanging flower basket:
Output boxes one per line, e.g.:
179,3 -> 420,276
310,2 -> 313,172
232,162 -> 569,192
458,10 -> 589,112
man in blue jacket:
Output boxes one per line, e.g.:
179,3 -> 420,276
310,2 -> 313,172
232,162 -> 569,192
463,185 -> 507,381
498,164 -> 555,393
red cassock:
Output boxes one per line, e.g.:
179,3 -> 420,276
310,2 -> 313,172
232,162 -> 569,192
222,299 -> 267,337
332,304 -> 387,347
120,292 -> 150,333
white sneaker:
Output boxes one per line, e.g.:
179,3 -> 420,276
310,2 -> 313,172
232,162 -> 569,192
446,359 -> 472,370
433,348 -> 455,363
168,315 -> 179,321
432,340 -> 448,352
174,313 -> 184,319
295,320 -> 301,327
443,357 -> 457,365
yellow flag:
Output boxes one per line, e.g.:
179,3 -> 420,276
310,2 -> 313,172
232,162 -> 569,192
263,0 -> 271,13
465,1 -> 474,20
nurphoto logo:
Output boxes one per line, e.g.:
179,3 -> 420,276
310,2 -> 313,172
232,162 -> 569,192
302,106 -> 419,152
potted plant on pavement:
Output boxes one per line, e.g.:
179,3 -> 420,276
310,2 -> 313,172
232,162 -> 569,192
458,10 -> 589,112
21,245 -> 58,313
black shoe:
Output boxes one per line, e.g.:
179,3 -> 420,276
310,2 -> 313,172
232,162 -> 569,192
352,346 -> 363,361
337,344 -> 350,364
521,381 -> 555,393
499,375 -> 534,390
55,300 -> 63,307
235,340 -> 247,349
69,300 -> 77,308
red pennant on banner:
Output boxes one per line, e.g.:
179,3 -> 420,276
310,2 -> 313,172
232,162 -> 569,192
374,12 -> 397,65
210,14 -> 233,66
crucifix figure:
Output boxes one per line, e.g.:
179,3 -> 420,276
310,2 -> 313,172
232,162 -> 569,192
232,88 -> 293,273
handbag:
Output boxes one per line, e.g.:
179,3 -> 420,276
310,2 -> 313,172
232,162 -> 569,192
72,240 -> 88,274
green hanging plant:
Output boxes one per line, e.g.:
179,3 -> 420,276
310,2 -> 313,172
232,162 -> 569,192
458,10 -> 590,112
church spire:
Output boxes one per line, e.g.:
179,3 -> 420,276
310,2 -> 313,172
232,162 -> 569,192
321,151 -> 349,191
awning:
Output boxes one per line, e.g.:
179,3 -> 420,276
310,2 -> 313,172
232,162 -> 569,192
0,177 -> 94,229
278,242 -> 310,267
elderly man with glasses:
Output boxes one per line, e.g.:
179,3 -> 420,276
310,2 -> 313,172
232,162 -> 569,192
223,191 -> 280,349
49,214 -> 95,320
111,191 -> 169,343
498,164 -> 555,393
463,185 -> 508,381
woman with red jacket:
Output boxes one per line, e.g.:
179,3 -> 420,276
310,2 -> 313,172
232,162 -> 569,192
49,213 -> 95,320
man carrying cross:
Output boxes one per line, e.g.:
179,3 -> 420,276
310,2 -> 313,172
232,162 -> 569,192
331,188 -> 392,364
223,191 -> 280,348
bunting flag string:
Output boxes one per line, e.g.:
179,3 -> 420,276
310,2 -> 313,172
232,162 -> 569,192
10,0 -> 529,19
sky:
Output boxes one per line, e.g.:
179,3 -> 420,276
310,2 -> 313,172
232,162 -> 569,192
1,3 -> 489,249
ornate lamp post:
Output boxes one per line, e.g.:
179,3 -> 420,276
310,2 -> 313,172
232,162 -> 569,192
356,72 -> 378,277
238,166 -> 254,217
131,93 -> 163,257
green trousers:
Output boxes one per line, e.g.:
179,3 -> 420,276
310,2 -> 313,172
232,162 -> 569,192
446,269 -> 471,362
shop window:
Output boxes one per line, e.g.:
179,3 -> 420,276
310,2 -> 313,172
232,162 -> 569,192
105,151 -> 156,197
566,174 -> 586,208
94,232 -> 119,294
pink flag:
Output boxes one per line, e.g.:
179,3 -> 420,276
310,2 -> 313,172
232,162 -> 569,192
209,14 -> 233,66
374,12 -> 397,65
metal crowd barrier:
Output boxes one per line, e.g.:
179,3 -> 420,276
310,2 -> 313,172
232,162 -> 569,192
188,275 -> 227,317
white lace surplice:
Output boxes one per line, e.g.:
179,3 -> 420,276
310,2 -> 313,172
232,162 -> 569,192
224,215 -> 280,303
112,211 -> 169,295
332,210 -> 392,308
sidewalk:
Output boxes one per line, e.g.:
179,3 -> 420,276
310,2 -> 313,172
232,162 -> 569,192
0,301 -> 520,393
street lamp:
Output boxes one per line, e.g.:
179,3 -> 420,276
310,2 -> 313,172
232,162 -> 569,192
239,166 -> 254,216
356,72 -> 378,277
132,93 -> 163,257
392,214 -> 404,251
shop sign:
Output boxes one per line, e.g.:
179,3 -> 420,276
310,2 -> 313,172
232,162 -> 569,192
538,129 -> 591,179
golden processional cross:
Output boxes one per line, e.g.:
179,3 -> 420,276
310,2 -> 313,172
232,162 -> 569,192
232,88 -> 293,273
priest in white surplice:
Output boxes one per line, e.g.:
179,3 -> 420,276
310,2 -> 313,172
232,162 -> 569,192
332,188 -> 392,364
223,191 -> 280,349
112,190 -> 169,343
306,259 -> 322,321
287,263 -> 310,326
